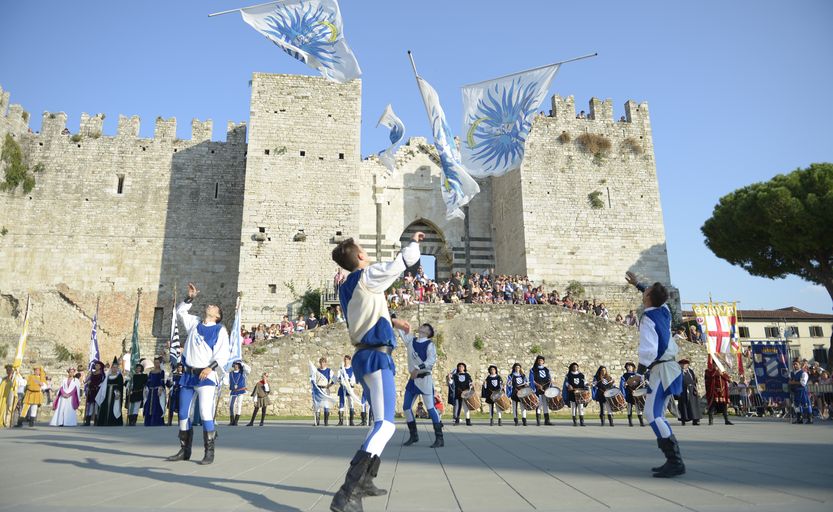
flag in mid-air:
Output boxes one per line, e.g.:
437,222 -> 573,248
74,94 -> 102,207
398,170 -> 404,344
224,298 -> 243,373
376,104 -> 405,175
240,0 -> 361,83
416,76 -> 480,220
461,64 -> 560,177
88,301 -> 100,371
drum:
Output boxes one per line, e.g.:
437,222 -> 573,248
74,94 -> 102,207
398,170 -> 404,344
462,389 -> 481,411
632,387 -> 647,409
544,386 -> 564,411
626,375 -> 644,390
491,390 -> 512,412
575,388 -> 592,406
603,388 -> 627,412
517,387 -> 539,411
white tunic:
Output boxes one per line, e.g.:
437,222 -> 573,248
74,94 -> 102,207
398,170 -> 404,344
404,332 -> 437,395
177,302 -> 230,385
49,378 -> 80,426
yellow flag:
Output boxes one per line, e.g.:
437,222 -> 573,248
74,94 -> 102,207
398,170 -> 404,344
12,296 -> 30,370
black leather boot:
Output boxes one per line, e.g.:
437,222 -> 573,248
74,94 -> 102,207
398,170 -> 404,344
514,417 -> 519,426
246,408 -> 257,426
324,410 -> 330,426
544,413 -> 552,426
83,416 -> 91,427
359,454 -> 388,497
403,421 -> 418,446
708,410 -> 714,425
600,413 -> 605,426
429,422 -> 444,448
522,417 -> 527,426
260,408 -> 266,426
579,415 -> 585,426
639,414 -> 645,426
536,412 -> 541,426
723,412 -> 733,425
199,430 -> 216,465
490,417 -> 494,426
349,409 -> 356,426
465,418 -> 471,426
331,450 -> 373,512
166,429 -> 193,461
628,414 -> 633,427
360,412 -> 367,426
338,411 -> 344,426
315,412 -> 321,426
653,435 -> 685,478
572,416 -> 577,426
498,418 -> 502,426
608,414 -> 614,427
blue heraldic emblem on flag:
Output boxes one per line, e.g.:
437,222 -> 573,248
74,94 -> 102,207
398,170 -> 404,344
417,77 -> 480,220
240,0 -> 361,83
376,104 -> 405,175
461,64 -> 560,177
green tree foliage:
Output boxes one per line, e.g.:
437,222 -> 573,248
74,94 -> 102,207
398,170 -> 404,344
1,134 -> 36,193
701,163 -> 833,302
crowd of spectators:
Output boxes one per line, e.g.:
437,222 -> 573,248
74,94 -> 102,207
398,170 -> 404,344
241,305 -> 344,345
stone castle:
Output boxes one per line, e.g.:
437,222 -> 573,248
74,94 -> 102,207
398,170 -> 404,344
0,73 -> 673,361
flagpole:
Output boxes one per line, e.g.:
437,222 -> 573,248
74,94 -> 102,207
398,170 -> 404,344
208,1 -> 280,17
462,52 -> 598,88
407,51 -> 433,121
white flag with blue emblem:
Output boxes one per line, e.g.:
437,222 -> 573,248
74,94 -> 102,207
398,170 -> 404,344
240,0 -> 361,83
224,298 -> 243,373
416,76 -> 480,220
461,64 -> 560,177
376,104 -> 405,175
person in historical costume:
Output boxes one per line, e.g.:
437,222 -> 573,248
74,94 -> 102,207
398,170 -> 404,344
676,359 -> 701,426
789,360 -> 813,424
625,271 -> 685,478
329,232 -> 422,512
529,355 -> 554,426
482,365 -> 505,426
166,363 -> 184,426
1,364 -> 24,428
95,359 -> 124,426
83,360 -> 106,426
619,362 -> 645,427
166,282 -> 229,465
16,366 -> 46,427
400,323 -> 443,447
506,363 -> 529,426
144,356 -> 167,426
227,360 -> 250,426
312,357 -> 334,426
246,373 -> 271,426
337,355 -> 360,426
592,365 -> 616,427
563,363 -> 587,426
50,367 -> 81,427
704,355 -> 734,426
125,363 -> 147,426
451,362 -> 474,426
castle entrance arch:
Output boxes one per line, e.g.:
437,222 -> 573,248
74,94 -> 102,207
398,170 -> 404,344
399,219 -> 453,281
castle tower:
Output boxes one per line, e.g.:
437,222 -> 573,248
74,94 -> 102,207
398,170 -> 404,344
492,95 -> 673,311
236,74 -> 362,323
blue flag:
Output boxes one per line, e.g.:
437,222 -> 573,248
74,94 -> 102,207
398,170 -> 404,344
416,76 -> 480,220
240,0 -> 361,83
376,104 -> 405,175
461,64 -> 560,177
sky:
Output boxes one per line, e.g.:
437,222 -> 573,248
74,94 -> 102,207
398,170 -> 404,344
1,0 -> 831,313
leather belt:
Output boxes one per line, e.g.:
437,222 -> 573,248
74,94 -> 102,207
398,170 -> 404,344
354,344 -> 393,355
416,372 -> 431,378
185,367 -> 207,376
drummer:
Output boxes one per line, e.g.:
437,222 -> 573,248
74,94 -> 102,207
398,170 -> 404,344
481,365 -> 504,426
619,362 -> 645,427
592,366 -> 616,427
529,355 -> 554,426
506,363 -> 529,426
563,363 -> 587,426
450,362 -> 473,426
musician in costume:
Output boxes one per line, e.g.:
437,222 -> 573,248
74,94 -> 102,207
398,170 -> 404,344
619,362 -> 645,427
312,357 -> 334,426
506,363 -> 529,426
592,365 -> 616,426
16,366 -> 46,428
166,282 -> 230,465
247,373 -> 271,426
451,362 -> 474,426
125,363 -> 147,426
482,365 -> 504,426
401,323 -> 444,447
95,359 -> 124,426
329,232 -> 423,512
704,355 -> 733,426
789,359 -> 813,424
166,363 -> 184,426
676,359 -> 701,426
626,271 -> 685,478
0,365 -> 23,428
144,356 -> 167,426
228,360 -> 250,426
50,367 -> 81,427
83,360 -> 105,426
529,356 -> 553,426
563,363 -> 587,426
337,355 -> 359,426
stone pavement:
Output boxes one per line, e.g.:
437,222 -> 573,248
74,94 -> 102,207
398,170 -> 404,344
1,417 -> 831,512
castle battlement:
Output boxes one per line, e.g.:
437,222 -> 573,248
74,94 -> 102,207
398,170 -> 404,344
550,94 -> 650,124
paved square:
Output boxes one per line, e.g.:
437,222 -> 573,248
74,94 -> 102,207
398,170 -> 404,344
1,417 -> 830,511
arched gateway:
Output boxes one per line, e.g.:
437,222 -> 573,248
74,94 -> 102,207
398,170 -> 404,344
399,219 -> 453,281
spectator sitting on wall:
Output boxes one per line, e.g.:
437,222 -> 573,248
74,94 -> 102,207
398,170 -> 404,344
307,313 -> 319,330
254,324 -> 268,343
294,315 -> 306,332
279,315 -> 293,336
624,310 -> 637,326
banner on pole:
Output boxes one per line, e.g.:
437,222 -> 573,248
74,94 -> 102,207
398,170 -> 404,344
692,302 -> 740,355
750,341 -> 790,401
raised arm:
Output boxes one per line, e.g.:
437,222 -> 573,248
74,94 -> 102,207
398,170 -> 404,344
364,241 -> 422,293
